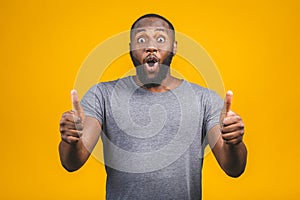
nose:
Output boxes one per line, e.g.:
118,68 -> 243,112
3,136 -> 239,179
145,45 -> 158,53
145,40 -> 158,53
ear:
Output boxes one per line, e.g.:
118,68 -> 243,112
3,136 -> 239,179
172,41 -> 177,55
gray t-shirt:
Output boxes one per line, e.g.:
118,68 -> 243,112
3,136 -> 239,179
81,76 -> 223,200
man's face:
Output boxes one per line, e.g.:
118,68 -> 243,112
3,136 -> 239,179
130,17 -> 176,87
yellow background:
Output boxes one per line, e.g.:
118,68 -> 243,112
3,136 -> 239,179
1,0 -> 299,199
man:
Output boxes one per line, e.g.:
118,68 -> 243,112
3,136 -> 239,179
59,14 -> 247,199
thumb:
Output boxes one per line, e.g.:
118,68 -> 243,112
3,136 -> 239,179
224,90 -> 233,114
71,89 -> 84,118
220,90 -> 233,126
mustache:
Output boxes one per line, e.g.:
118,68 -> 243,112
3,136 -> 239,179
144,54 -> 159,63
130,51 -> 174,68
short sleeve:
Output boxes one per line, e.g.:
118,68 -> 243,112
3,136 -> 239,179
80,84 -> 105,125
204,90 -> 223,135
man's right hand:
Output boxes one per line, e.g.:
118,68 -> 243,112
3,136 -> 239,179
60,90 -> 85,144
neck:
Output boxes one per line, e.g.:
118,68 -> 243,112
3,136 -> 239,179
133,74 -> 182,93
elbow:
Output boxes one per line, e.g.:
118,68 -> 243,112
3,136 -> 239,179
224,164 -> 246,178
63,164 -> 77,172
225,168 -> 245,178
223,146 -> 248,178
61,162 -> 81,172
58,141 -> 85,172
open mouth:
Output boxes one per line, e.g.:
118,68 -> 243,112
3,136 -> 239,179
144,55 -> 159,67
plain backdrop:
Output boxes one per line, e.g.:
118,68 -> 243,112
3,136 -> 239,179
1,0 -> 299,199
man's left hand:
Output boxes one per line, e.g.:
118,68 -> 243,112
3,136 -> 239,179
219,91 -> 245,145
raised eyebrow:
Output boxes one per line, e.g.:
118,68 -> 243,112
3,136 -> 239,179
154,28 -> 166,32
134,28 -> 166,33
134,29 -> 146,34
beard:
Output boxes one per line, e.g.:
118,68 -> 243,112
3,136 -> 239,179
130,51 -> 174,88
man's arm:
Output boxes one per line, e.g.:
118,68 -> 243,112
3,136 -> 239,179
59,90 -> 101,172
207,91 -> 247,177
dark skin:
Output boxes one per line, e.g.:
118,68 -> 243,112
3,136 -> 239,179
59,17 -> 247,177
130,17 -> 181,92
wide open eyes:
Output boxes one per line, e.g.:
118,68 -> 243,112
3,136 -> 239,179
137,36 -> 166,44
156,36 -> 165,43
137,37 -> 146,43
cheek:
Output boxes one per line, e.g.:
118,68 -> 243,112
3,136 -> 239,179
131,49 -> 143,59
131,42 -> 145,51
158,43 -> 173,53
159,49 -> 172,58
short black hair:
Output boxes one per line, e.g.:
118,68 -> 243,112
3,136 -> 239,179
130,13 -> 175,39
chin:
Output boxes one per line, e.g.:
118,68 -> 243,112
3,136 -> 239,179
136,64 -> 169,86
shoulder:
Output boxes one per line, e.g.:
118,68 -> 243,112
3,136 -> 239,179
184,81 -> 208,93
83,76 -> 135,100
91,76 -> 133,91
184,80 -> 221,100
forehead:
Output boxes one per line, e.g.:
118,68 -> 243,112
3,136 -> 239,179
133,17 -> 170,30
